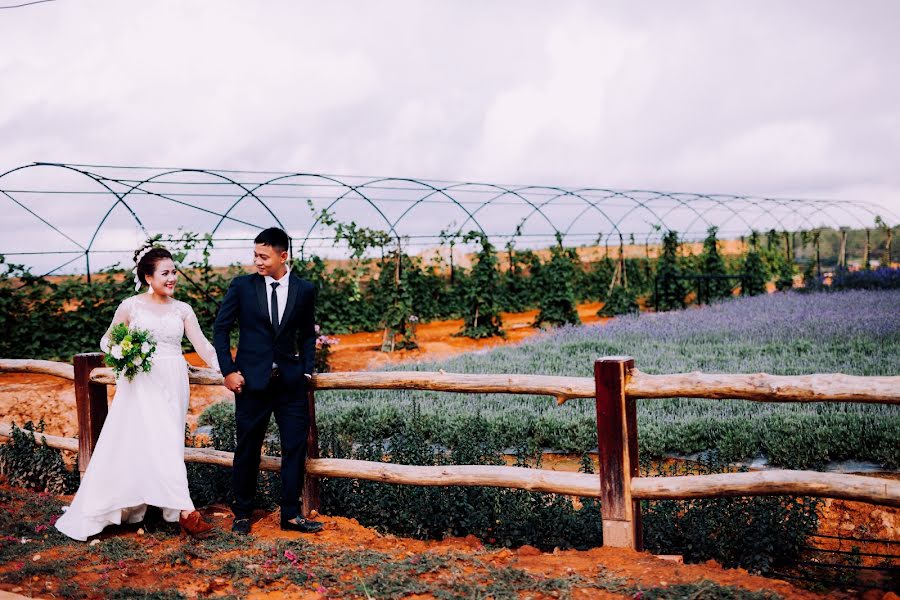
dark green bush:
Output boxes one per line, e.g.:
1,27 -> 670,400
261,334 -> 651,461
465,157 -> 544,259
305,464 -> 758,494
188,402 -> 820,573
0,421 -> 78,494
640,456 -> 820,573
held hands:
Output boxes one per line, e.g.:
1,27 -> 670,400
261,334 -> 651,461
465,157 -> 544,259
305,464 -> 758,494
224,371 -> 245,394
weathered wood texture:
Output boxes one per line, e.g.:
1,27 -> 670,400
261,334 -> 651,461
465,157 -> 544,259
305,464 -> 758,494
595,357 -> 643,550
0,422 -> 79,453
1,360 -> 884,404
73,353 -> 108,476
0,359 -> 74,380
2,422 -> 897,507
305,371 -> 594,404
631,471 -> 900,508
627,370 -> 900,404
88,364 -> 224,386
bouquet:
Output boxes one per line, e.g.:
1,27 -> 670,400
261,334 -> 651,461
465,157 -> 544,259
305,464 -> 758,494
102,323 -> 157,381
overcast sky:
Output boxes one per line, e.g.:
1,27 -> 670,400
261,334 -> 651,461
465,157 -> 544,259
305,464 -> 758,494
1,0 -> 899,270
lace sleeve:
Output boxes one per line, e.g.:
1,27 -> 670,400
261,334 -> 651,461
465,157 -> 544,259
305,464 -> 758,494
182,303 -> 220,371
100,298 -> 130,353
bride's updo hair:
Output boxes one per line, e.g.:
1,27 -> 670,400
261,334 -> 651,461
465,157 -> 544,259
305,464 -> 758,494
134,245 -> 174,286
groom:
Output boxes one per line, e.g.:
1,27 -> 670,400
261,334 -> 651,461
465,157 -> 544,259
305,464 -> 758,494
213,227 -> 323,535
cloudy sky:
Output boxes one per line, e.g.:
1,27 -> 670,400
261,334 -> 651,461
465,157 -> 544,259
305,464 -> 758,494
1,0 -> 898,270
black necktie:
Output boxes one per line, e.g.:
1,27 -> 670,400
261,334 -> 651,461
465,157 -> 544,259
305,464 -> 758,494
270,282 -> 280,330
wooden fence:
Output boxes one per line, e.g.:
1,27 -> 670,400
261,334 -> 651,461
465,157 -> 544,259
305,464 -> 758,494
1,354 -> 899,551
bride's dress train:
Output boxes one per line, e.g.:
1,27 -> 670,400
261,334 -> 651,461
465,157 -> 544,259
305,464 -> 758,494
55,295 -> 220,541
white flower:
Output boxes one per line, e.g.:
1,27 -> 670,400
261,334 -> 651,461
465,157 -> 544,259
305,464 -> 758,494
140,342 -> 151,354
133,356 -> 143,366
100,337 -> 110,353
110,345 -> 123,360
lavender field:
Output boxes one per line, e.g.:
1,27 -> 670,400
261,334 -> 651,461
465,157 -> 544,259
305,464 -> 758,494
309,290 -> 900,470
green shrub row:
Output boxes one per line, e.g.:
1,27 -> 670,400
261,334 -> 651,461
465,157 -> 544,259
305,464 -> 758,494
185,402 -> 818,573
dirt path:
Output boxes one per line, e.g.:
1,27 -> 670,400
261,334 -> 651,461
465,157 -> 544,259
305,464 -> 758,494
325,301 -> 610,372
0,485 -> 826,600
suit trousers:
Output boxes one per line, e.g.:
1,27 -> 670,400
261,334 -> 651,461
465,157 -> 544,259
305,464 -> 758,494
231,375 -> 309,520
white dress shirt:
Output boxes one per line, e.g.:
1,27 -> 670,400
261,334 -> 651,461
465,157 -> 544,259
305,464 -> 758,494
264,268 -> 290,327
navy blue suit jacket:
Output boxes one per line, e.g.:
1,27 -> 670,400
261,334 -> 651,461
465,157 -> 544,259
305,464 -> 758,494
213,272 -> 317,392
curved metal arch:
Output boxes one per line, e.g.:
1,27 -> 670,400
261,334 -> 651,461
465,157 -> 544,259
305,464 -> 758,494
709,195 -> 791,235
400,181 -> 559,241
25,163 -> 150,252
295,177 -> 401,258
772,198 -> 836,234
4,162 -> 896,272
627,190 -> 713,237
207,172 -> 358,240
843,199 -> 899,226
819,199 -> 890,229
794,199 -> 869,233
685,194 -> 750,239
296,176 -> 491,257
388,184 -> 514,240
744,196 -> 806,234
794,200 -> 850,231
501,186 -> 624,244
565,188 -> 667,240
100,168 -> 285,239
0,164 -> 88,250
355,177 -> 488,238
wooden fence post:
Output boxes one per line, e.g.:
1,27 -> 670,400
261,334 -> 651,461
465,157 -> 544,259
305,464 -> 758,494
595,356 -> 643,550
301,388 -> 321,517
73,353 -> 108,477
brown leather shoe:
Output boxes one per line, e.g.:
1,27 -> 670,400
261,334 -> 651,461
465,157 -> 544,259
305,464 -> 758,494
179,510 -> 213,537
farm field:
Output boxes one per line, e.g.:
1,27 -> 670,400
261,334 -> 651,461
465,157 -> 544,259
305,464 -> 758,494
312,289 -> 900,470
2,288 -> 898,597
3,290 -> 897,469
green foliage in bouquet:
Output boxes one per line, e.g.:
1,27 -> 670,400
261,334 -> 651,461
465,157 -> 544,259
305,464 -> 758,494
103,323 -> 157,381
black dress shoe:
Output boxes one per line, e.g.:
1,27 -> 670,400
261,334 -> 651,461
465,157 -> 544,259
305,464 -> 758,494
280,516 -> 323,533
232,517 -> 251,535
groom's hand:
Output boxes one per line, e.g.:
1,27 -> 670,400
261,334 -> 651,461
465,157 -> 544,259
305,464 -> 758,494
224,372 -> 245,394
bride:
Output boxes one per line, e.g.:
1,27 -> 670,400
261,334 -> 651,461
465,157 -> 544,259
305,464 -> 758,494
56,244 -> 220,540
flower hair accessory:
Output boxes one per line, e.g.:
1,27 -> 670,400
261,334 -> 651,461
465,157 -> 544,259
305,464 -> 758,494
132,245 -> 154,291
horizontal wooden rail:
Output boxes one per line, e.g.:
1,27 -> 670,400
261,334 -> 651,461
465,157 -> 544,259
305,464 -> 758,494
3,422 -> 897,508
82,366 -> 900,405
0,422 -> 78,452
627,371 -> 900,404
0,359 -> 75,380
3,359 -> 897,405
631,471 -> 900,508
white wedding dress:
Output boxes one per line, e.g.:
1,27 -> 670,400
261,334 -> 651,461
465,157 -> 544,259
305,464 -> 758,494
55,294 -> 221,541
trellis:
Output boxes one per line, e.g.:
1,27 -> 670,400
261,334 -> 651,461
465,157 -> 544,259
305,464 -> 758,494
0,161 -> 895,276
